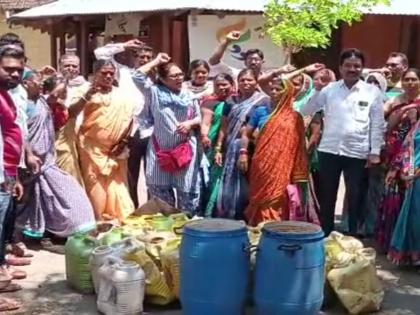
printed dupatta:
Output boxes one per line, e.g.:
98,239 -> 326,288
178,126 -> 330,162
393,119 -> 420,181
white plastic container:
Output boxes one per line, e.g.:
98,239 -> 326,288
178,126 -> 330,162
90,245 -> 116,293
90,238 -> 145,293
97,259 -> 145,315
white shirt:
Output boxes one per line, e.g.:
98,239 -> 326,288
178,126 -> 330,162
301,80 -> 385,160
9,85 -> 28,167
65,82 -> 89,133
94,43 -> 151,138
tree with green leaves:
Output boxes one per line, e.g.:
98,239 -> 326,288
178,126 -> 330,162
264,0 -> 390,63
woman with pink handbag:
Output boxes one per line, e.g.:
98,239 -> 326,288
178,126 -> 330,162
132,53 -> 203,215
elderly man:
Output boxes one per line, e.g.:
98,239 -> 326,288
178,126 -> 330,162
59,54 -> 89,102
53,53 -> 89,186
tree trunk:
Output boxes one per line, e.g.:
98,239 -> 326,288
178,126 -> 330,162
283,50 -> 292,65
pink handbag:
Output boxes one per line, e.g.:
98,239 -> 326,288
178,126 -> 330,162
152,106 -> 194,173
152,136 -> 193,173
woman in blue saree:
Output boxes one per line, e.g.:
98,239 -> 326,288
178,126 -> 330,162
216,69 -> 270,219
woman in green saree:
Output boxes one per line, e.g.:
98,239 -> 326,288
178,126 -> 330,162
200,73 -> 235,217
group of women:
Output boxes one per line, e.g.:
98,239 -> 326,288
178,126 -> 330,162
20,45 -> 420,268
376,68 -> 420,266
131,52 -> 330,228
134,52 -> 420,267
15,58 -> 137,242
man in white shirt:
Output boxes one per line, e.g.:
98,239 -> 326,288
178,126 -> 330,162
94,39 -> 154,208
301,48 -> 385,236
208,31 -> 265,79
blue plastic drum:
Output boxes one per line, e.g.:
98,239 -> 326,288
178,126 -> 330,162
254,221 -> 325,315
180,219 -> 250,315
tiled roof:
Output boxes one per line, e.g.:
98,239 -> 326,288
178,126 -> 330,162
9,0 -> 416,20
10,0 -> 272,18
0,0 -> 55,10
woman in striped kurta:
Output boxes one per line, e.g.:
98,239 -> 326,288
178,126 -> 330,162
133,53 -> 202,215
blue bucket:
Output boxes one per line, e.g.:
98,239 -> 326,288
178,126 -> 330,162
254,221 -> 325,315
180,219 -> 250,315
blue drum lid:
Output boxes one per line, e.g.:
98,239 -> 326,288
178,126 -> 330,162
184,219 -> 247,235
263,221 -> 323,239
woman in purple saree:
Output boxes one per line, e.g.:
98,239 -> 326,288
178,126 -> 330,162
17,72 -> 95,238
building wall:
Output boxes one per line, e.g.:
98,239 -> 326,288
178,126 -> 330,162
341,15 -> 420,68
0,12 -> 51,69
102,13 -> 189,68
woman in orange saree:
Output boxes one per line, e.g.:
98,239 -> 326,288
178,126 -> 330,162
245,78 -> 316,226
75,60 -> 135,221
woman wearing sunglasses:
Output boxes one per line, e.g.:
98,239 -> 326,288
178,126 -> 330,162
133,53 -> 203,215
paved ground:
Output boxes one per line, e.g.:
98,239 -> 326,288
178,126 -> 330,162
0,239 -> 418,315
2,179 -> 420,314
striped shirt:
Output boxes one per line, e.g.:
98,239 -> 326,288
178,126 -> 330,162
132,71 -> 202,193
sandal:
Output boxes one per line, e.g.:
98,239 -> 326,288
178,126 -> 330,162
6,267 -> 26,280
0,298 -> 21,311
0,265 -> 26,281
0,283 -> 21,293
5,255 -> 31,266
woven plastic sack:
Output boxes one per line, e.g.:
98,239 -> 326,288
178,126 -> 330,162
140,232 -> 179,265
327,260 -> 384,314
160,239 -> 181,298
325,232 -> 365,271
247,221 -> 269,246
125,248 -> 174,305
